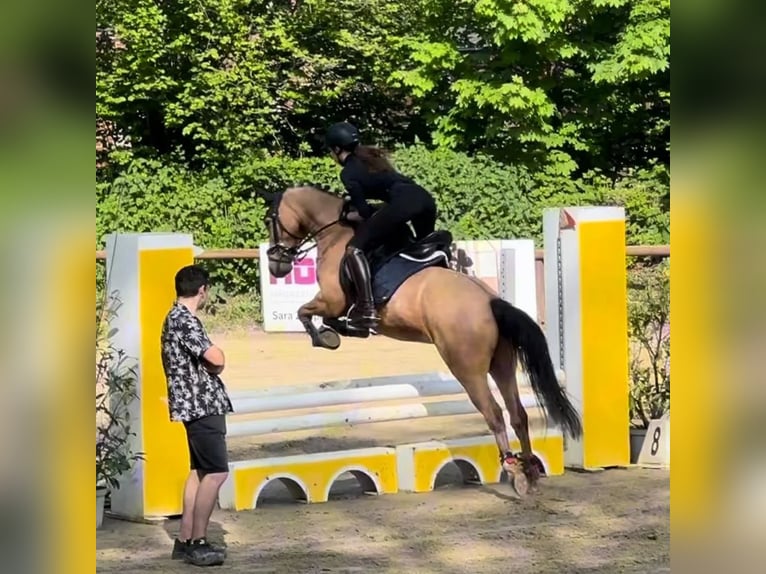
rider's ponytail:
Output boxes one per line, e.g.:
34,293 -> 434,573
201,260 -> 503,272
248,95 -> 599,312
353,145 -> 394,173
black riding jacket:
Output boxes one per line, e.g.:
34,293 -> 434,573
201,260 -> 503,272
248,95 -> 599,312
340,154 -> 418,219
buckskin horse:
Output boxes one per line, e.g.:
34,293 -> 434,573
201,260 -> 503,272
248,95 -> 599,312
261,185 -> 582,495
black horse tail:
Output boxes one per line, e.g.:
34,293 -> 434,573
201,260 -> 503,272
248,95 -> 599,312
489,297 -> 583,439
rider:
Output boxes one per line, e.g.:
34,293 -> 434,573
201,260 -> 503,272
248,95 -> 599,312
324,121 -> 438,330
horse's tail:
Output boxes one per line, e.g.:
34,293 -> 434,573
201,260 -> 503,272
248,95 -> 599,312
489,297 -> 583,440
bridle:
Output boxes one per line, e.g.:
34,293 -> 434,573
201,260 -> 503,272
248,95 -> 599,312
264,191 -> 345,264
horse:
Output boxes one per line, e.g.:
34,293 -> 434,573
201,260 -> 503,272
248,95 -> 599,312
260,185 -> 582,495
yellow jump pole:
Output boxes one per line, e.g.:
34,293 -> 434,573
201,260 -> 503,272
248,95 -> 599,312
104,233 -> 194,519
543,207 -> 630,469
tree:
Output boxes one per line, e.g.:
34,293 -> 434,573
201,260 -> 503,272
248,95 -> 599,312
96,0 -> 431,170
388,0 -> 670,177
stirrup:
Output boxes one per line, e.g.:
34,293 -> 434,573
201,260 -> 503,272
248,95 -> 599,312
351,310 -> 379,328
347,304 -> 379,328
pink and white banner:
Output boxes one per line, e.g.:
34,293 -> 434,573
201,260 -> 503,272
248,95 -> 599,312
259,240 -> 535,332
259,243 -> 322,332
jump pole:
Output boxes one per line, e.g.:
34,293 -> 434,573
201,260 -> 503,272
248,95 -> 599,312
103,233 -> 195,520
543,207 -> 630,469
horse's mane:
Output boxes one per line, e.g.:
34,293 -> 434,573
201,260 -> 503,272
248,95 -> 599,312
283,185 -> 346,230
285,184 -> 343,203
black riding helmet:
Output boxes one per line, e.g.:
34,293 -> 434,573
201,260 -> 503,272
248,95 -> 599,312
325,122 -> 360,152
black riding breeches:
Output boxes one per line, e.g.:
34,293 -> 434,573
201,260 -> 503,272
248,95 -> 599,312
347,186 -> 437,253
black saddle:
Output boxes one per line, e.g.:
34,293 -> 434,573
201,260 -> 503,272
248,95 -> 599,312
396,230 -> 453,261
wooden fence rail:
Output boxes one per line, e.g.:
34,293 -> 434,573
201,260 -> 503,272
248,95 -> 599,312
95,244 -> 669,261
96,243 -> 668,327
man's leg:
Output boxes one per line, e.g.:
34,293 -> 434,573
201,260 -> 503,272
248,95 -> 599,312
173,470 -> 228,560
190,471 -> 229,540
179,470 -> 199,541
172,427 -> 202,559
183,415 -> 230,566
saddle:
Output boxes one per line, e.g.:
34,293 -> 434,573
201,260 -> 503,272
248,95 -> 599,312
326,227 -> 453,339
394,230 -> 454,261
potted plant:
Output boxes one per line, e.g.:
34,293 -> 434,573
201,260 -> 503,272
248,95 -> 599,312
96,293 -> 143,528
627,261 -> 670,463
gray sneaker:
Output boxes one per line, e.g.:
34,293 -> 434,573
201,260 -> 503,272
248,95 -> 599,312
172,538 -> 187,560
183,538 -> 226,566
172,538 -> 228,560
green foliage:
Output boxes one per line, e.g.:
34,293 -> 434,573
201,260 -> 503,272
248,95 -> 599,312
393,145 -> 537,240
200,292 -> 263,332
627,261 -> 670,428
97,147 -> 669,301
97,0 -> 430,168
389,0 -> 670,176
97,157 -> 266,293
97,0 -> 669,179
96,0 -> 670,320
603,163 -> 670,246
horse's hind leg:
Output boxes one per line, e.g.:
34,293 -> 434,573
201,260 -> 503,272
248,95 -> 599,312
490,338 -> 541,493
457,374 -> 515,480
435,337 -> 520,492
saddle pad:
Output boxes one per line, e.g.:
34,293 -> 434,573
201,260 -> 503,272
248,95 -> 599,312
371,250 -> 450,307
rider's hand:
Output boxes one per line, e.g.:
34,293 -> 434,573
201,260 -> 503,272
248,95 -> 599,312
346,211 -> 364,223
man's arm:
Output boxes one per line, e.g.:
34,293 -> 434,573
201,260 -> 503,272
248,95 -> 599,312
179,316 -> 226,375
201,345 -> 225,375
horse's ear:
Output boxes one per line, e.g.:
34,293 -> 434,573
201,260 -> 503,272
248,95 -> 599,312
254,190 -> 277,205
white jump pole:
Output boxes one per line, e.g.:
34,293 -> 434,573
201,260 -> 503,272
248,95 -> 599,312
228,376 -> 543,415
227,395 -> 543,438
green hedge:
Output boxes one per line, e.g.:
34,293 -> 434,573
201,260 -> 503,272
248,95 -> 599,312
97,145 -> 669,296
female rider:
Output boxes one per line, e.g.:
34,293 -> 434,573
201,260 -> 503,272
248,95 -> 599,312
324,121 -> 438,330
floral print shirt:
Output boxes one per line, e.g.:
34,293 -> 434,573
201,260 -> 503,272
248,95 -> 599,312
160,302 -> 233,422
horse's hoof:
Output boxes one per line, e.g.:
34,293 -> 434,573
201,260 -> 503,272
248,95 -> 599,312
315,326 -> 341,350
503,457 -> 529,498
508,468 -> 529,497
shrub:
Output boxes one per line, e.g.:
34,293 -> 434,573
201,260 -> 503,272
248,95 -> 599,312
96,146 -> 670,304
627,261 -> 670,428
96,293 -> 144,491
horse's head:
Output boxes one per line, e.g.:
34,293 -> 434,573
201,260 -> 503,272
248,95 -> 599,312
260,186 -> 344,278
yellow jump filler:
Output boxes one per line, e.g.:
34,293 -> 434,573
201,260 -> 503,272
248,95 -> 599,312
543,207 -> 630,470
218,448 -> 399,511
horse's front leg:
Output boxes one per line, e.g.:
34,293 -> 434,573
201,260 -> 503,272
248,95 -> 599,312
297,293 -> 342,350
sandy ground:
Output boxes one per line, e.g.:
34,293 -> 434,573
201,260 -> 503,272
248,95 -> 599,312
97,468 -> 669,573
97,328 -> 670,573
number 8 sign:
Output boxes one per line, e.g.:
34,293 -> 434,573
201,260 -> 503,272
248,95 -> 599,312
637,412 -> 670,467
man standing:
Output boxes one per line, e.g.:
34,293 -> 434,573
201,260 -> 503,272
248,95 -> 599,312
160,264 -> 233,567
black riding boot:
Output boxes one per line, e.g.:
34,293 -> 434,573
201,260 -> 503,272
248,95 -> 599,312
345,247 -> 379,329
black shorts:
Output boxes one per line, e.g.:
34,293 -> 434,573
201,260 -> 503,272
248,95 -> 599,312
183,414 -> 229,475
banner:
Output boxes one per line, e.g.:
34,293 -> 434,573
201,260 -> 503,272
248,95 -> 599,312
450,239 -> 503,294
258,240 -> 535,332
259,243 -> 322,332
